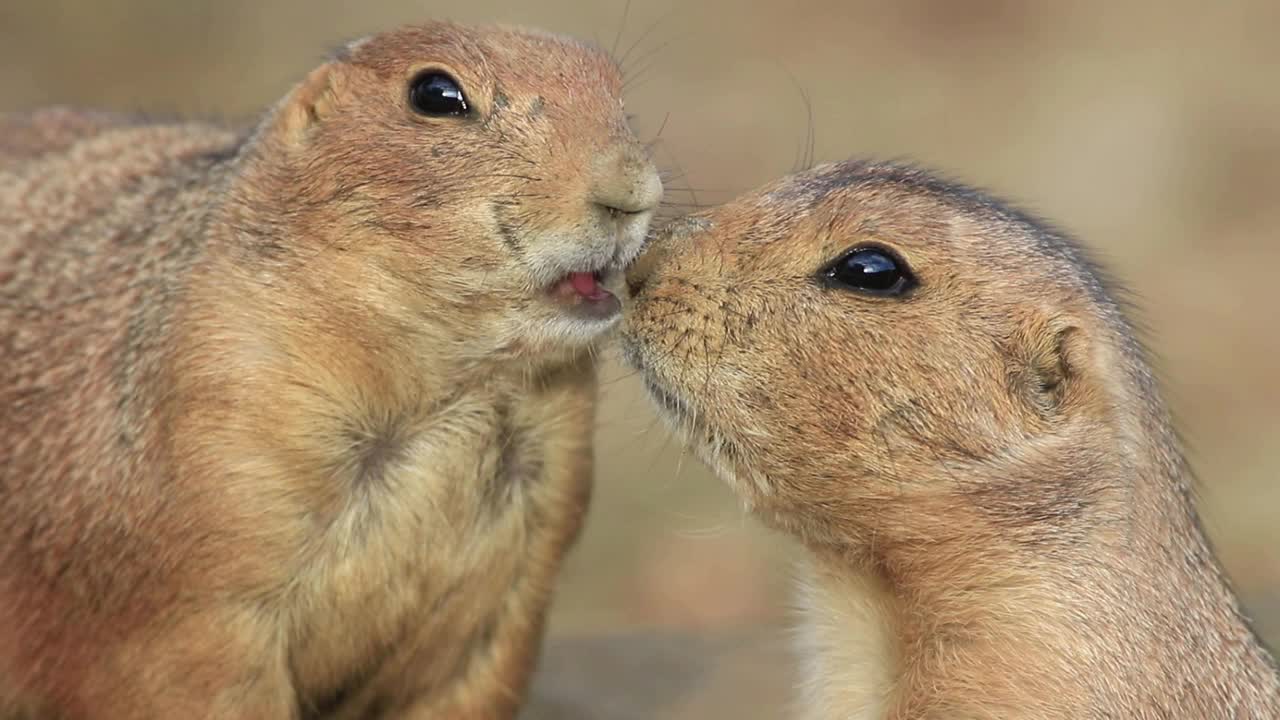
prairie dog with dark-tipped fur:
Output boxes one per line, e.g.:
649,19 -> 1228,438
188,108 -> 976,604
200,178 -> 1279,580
622,160 -> 1279,718
1,20 -> 660,719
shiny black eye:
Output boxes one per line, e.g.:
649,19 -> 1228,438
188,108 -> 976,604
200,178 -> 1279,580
409,72 -> 469,117
820,246 -> 916,296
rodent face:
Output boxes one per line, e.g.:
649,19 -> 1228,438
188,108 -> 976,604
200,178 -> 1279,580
622,161 -> 1121,543
263,22 -> 662,361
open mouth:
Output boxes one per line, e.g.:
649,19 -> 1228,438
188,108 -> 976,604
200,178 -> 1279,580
547,269 -> 621,322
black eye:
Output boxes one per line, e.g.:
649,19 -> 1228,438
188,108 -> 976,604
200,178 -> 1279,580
821,246 -> 916,296
409,72 -> 469,117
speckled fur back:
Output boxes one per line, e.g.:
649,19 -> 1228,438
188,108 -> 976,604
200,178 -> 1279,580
1,109 -> 241,598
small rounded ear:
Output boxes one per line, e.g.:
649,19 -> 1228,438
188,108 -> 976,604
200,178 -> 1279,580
1007,313 -> 1093,418
272,62 -> 348,146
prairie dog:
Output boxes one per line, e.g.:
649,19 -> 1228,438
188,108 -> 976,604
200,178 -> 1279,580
621,160 -> 1279,718
0,21 -> 660,719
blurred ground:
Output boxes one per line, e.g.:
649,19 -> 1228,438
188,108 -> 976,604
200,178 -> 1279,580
2,1 -> 1277,717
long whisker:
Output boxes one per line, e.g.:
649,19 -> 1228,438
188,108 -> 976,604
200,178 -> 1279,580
611,0 -> 633,58
619,5 -> 684,68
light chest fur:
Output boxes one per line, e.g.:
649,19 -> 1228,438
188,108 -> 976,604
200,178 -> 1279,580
794,558 -> 897,720
275,376 -> 594,716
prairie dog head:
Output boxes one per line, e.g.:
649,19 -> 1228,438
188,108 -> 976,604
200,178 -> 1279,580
622,160 -> 1150,547
237,21 -> 662,362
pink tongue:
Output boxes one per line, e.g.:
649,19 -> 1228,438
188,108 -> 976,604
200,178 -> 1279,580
568,272 -> 604,299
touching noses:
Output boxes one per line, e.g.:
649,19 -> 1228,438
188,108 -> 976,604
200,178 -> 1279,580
590,142 -> 663,233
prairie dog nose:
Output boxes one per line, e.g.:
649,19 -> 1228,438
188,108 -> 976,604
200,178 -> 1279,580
625,216 -> 705,296
590,143 -> 663,216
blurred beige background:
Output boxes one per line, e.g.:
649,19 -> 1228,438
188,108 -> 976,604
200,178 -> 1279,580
3,1 -> 1277,716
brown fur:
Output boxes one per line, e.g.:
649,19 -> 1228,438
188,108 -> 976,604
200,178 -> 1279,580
621,160 -> 1280,718
0,21 -> 660,719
